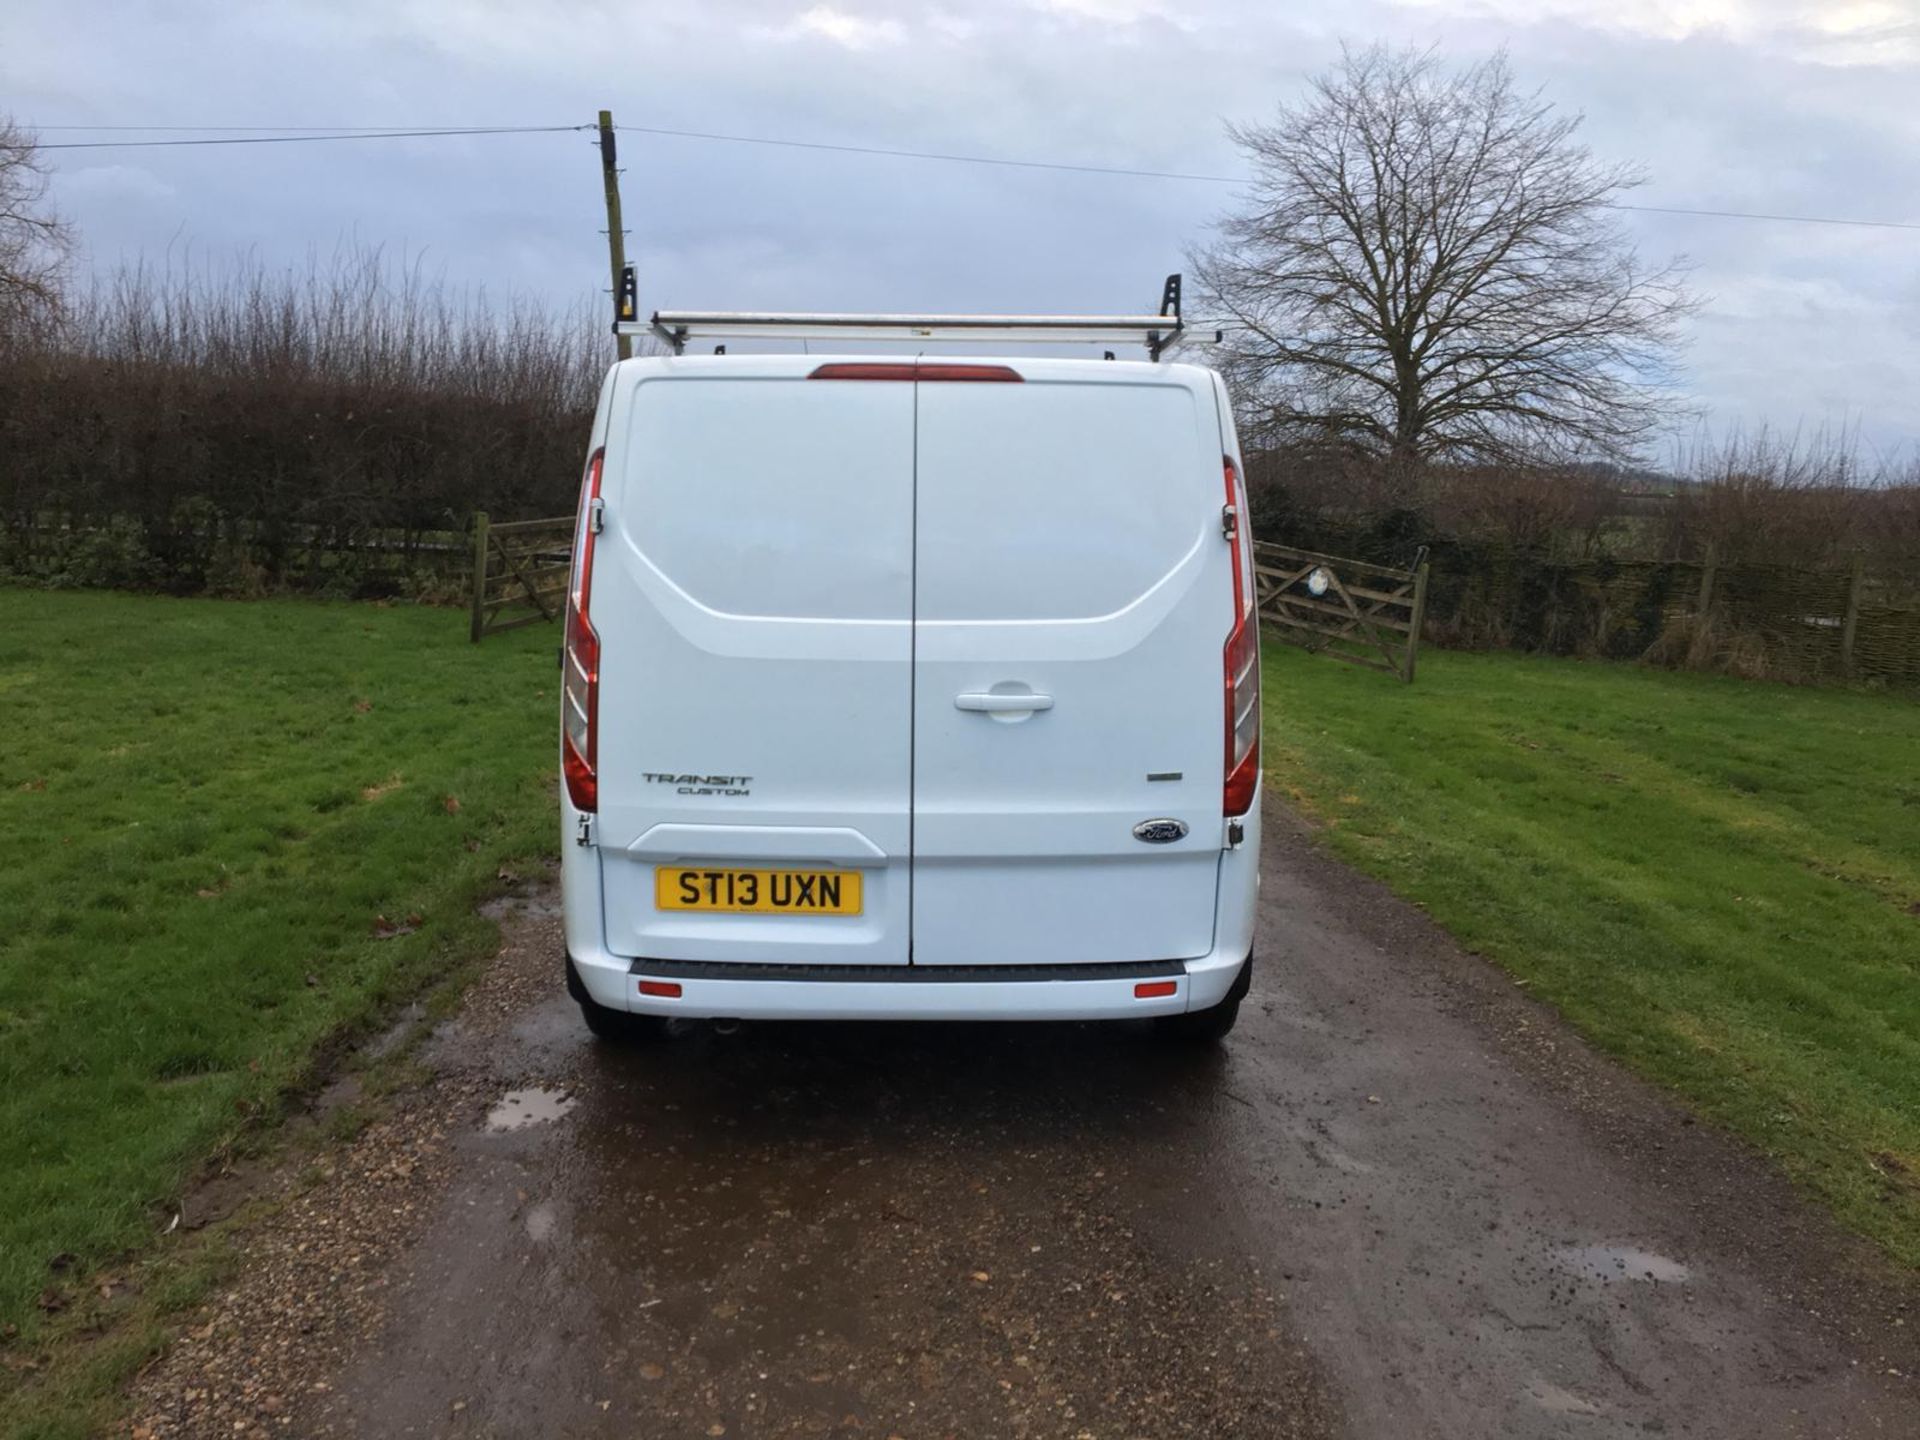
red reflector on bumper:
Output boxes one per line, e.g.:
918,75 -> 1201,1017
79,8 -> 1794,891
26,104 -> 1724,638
1134,980 -> 1179,999
637,980 -> 682,999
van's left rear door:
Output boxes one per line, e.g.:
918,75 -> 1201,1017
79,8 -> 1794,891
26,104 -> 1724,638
592,362 -> 914,966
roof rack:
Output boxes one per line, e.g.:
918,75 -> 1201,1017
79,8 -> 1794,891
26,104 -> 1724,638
617,270 -> 1195,360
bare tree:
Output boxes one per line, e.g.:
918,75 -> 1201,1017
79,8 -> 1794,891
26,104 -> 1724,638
1193,47 -> 1697,470
1,118 -> 74,341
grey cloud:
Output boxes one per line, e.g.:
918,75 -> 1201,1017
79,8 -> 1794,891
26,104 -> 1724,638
5,0 -> 1915,455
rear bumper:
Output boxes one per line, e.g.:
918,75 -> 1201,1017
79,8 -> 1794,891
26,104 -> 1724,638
568,941 -> 1251,1022
561,782 -> 1261,1023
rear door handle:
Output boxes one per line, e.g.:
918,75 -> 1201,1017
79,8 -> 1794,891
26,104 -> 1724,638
955,692 -> 1054,713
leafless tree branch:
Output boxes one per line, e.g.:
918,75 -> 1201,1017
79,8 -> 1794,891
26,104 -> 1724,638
0,117 -> 74,343
1191,46 -> 1700,472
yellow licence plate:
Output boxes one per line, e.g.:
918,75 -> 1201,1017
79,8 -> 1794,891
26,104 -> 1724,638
654,866 -> 863,916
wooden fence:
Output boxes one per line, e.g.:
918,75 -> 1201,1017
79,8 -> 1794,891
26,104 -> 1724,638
1692,548 -> 1919,684
1261,522 -> 1920,687
459,517 -> 1914,686
1409,548 -> 1920,685
1254,541 -> 1431,682
469,512 -> 574,642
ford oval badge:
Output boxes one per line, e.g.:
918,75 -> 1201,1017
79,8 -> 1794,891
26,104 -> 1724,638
1132,818 -> 1188,845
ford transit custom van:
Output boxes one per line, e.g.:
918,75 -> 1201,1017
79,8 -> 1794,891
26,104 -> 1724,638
561,290 -> 1260,1043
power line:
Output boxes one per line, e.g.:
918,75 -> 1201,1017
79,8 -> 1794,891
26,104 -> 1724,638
37,126 -> 585,149
619,122 -> 1243,184
31,120 -> 1920,232
616,124 -> 1920,233
1606,202 -> 1920,232
34,124 -> 565,132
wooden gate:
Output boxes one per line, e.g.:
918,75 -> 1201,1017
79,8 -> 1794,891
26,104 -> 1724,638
469,512 -> 575,642
1253,542 -> 1431,683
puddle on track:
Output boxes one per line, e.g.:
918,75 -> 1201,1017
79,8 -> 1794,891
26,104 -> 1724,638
522,1201 -> 558,1243
1555,1243 -> 1691,1284
1527,1380 -> 1603,1416
478,890 -> 564,923
485,1086 -> 577,1133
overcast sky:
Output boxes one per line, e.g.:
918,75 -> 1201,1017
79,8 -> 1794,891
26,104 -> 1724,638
8,0 -> 1918,461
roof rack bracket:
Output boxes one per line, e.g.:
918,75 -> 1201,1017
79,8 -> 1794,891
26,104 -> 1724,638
1147,272 -> 1181,361
616,273 -> 1187,359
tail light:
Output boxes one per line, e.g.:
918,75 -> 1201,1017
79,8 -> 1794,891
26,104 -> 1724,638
1222,456 -> 1260,816
562,447 -> 604,812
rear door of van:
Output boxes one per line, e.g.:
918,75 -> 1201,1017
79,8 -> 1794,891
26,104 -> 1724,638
911,363 -> 1228,967
591,360 -> 914,966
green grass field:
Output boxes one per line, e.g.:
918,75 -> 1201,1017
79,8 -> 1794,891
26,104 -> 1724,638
1261,642 -> 1920,1266
2,590 -> 1915,1434
0,591 -> 559,1386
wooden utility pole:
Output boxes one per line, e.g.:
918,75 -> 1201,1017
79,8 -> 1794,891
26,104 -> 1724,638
597,109 -> 632,360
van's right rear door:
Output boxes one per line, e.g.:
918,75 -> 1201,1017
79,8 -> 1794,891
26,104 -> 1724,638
909,365 -> 1229,968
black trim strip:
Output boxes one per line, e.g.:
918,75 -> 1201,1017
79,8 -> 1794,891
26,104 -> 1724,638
624,958 -> 1186,984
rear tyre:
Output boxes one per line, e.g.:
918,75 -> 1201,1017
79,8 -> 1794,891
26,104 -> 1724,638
578,998 -> 674,1045
1154,955 -> 1252,1046
1154,996 -> 1242,1044
568,956 -> 673,1045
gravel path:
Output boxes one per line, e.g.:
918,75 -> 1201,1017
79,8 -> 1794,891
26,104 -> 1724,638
126,813 -> 1918,1438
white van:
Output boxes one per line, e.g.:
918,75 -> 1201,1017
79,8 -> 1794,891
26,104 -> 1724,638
560,286 -> 1260,1043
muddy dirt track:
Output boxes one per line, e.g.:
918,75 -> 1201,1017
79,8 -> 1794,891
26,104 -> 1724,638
131,812 -> 1919,1439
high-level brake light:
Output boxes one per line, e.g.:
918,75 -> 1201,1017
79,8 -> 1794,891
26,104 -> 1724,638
1222,456 -> 1260,816
808,362 -> 1023,382
562,447 -> 604,812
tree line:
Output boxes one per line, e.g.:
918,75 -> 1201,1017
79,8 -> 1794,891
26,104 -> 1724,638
2,55 -> 1913,605
0,245 -> 602,595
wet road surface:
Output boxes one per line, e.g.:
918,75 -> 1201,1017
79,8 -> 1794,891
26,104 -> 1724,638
139,813 -> 1919,1438
309,966 -> 1334,1437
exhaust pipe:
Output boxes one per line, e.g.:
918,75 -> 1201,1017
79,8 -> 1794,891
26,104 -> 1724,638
711,1017 -> 744,1036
